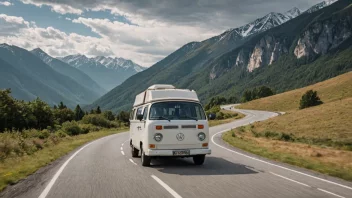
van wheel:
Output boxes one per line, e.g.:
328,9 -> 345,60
193,155 -> 205,165
131,146 -> 139,158
141,148 -> 151,166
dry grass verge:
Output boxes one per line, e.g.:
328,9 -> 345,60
223,128 -> 352,181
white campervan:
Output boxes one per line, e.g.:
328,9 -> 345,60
129,84 -> 214,166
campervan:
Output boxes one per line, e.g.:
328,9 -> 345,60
129,84 -> 215,166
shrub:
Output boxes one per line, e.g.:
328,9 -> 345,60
81,114 -> 113,128
279,133 -> 295,142
299,90 -> 323,109
264,131 -> 280,138
38,129 -> 50,139
62,121 -> 81,136
216,112 -> 224,120
55,130 -> 67,138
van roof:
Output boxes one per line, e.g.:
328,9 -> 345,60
133,84 -> 199,107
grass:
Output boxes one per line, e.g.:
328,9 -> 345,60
0,128 -> 126,191
208,110 -> 245,127
223,129 -> 352,181
238,72 -> 352,112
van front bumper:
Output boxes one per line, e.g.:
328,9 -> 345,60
146,148 -> 211,156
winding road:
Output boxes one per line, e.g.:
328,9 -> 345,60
2,106 -> 352,198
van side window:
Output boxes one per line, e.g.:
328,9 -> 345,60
143,106 -> 149,120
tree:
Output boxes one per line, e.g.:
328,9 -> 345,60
257,86 -> 274,98
103,110 -> 115,121
58,101 -> 67,110
96,106 -> 102,114
53,108 -> 74,124
29,98 -> 54,129
227,96 -> 238,104
205,96 -> 227,110
241,90 -> 252,103
299,90 -> 323,109
90,109 -> 95,114
74,105 -> 85,121
116,111 -> 129,123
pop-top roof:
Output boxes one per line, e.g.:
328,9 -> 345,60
133,84 -> 199,107
148,84 -> 175,90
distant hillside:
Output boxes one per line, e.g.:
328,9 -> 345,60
31,48 -> 106,96
238,72 -> 352,111
0,44 -> 101,108
59,55 -> 145,91
87,0 -> 352,113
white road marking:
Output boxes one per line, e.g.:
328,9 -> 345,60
151,175 -> 182,198
211,129 -> 352,191
120,147 -> 123,150
121,151 -> 125,155
270,172 -> 310,187
38,136 -> 108,198
317,188 -> 345,198
129,159 -> 137,165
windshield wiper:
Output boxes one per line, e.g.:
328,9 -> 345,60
157,116 -> 171,122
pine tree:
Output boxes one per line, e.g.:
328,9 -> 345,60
74,105 -> 85,121
58,101 -> 66,109
96,106 -> 102,114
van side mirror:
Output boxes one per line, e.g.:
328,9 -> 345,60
136,114 -> 143,121
208,113 -> 216,120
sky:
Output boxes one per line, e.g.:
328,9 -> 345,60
0,0 -> 326,67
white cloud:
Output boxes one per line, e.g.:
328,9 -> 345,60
21,0 -> 82,15
0,1 -> 13,6
65,17 -> 72,21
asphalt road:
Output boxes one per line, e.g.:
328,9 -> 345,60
2,105 -> 352,198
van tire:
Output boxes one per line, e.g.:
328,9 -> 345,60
193,155 -> 205,165
131,146 -> 139,158
141,148 -> 151,166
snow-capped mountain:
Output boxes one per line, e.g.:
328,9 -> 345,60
31,48 -> 54,64
59,55 -> 144,72
305,0 -> 339,13
59,55 -> 145,90
222,7 -> 302,39
93,56 -> 144,72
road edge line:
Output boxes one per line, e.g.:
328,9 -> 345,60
151,175 -> 182,198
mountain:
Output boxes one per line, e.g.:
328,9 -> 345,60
31,48 -> 106,96
305,0 -> 338,13
87,0 -> 351,113
0,44 -> 101,108
59,55 -> 145,90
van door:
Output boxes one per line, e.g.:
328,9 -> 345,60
129,108 -> 136,145
135,106 -> 144,149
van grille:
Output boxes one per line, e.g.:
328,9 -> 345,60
164,125 -> 179,129
181,125 -> 196,129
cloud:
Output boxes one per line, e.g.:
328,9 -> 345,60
0,14 -> 29,36
0,1 -> 12,6
19,0 -> 324,29
65,17 -> 72,21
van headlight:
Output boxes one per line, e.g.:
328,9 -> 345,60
198,132 -> 206,141
154,133 -> 163,142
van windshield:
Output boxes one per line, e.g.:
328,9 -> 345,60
149,101 -> 206,120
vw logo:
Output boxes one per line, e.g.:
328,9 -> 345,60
176,133 -> 185,141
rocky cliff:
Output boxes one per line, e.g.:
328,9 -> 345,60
294,16 -> 352,59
